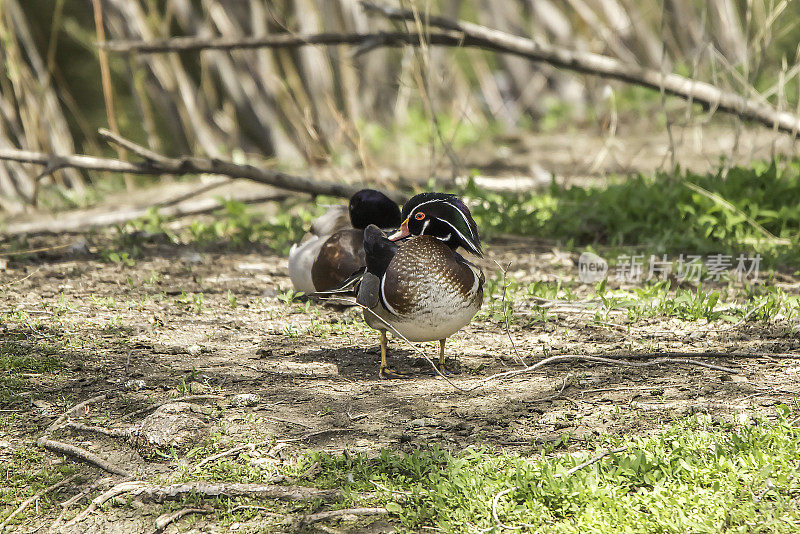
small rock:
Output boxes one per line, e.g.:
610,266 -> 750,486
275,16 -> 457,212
32,400 -> 52,411
572,425 -> 594,439
229,522 -> 240,531
410,418 -> 434,428
731,375 -> 749,383
181,252 -> 203,264
135,402 -> 210,452
0,440 -> 10,448
125,379 -> 146,390
70,238 -> 89,255
187,345 -> 202,356
231,394 -> 260,407
188,381 -> 209,394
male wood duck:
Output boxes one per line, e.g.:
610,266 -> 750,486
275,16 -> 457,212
357,192 -> 484,377
288,189 -> 401,294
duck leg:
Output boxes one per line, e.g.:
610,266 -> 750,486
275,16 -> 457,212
436,338 -> 459,375
379,331 -> 406,378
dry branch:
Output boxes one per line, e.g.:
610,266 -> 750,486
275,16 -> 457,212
118,394 -> 223,422
154,508 -> 210,532
65,480 -> 340,528
101,5 -> 800,138
37,438 -> 132,478
301,507 -> 388,525
2,190 -> 290,237
0,145 -> 369,203
0,474 -> 78,531
555,447 -> 628,478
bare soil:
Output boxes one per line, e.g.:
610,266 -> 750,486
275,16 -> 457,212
1,228 -> 798,533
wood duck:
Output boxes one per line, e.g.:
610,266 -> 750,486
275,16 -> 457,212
357,192 -> 484,377
288,189 -> 401,294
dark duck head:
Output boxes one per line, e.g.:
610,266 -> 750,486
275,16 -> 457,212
389,192 -> 482,256
349,189 -> 402,230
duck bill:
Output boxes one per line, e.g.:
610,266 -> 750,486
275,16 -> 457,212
388,218 -> 410,241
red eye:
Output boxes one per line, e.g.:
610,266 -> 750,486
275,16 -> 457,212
414,212 -> 425,220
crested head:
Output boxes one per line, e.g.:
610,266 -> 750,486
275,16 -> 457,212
349,189 -> 401,230
391,192 -> 482,256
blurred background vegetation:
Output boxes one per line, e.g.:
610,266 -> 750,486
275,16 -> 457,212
2,0 -> 800,242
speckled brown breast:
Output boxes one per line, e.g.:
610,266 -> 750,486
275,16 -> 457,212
381,235 -> 480,316
310,228 -> 365,292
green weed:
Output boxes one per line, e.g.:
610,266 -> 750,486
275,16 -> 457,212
466,160 -> 800,269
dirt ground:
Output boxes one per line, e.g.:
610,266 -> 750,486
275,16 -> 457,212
1,123 -> 799,532
1,227 -> 799,532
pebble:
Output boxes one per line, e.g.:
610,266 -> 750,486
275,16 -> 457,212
231,393 -> 260,407
125,379 -> 147,390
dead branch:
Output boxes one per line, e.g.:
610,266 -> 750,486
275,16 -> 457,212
128,481 -> 339,504
43,393 -> 108,436
63,481 -> 147,527
2,190 -> 290,237
64,421 -> 135,440
0,128 -> 403,211
554,447 -> 627,478
491,486 -> 534,531
100,30 -> 460,53
360,2 -> 800,138
36,438 -> 132,478
0,474 -> 78,531
194,441 -> 269,470
118,394 -> 223,422
154,507 -> 210,532
630,400 -> 749,411
301,507 -> 388,525
99,11 -> 800,138
65,480 -> 341,528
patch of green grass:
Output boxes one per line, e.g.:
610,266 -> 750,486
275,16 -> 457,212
0,337 -> 63,401
466,160 -> 800,269
0,446 -> 76,528
177,410 -> 800,532
300,410 -> 799,532
110,198 -> 324,256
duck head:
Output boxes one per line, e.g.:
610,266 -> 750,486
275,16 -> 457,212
389,192 -> 482,256
349,189 -> 402,230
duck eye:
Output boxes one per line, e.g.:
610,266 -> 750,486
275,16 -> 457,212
414,212 -> 425,221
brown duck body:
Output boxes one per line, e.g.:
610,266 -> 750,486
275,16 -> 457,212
364,235 -> 483,342
310,228 -> 365,292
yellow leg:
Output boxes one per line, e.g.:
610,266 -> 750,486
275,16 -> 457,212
379,331 -> 388,375
379,331 -> 407,379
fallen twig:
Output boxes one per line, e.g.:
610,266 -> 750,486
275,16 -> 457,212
98,8 -> 800,139
135,481 -> 339,502
154,507 -> 210,532
64,421 -> 135,440
193,441 -> 270,470
630,400 -> 749,411
463,353 -> 739,393
554,447 -> 627,478
44,393 -> 108,436
489,486 -> 534,531
0,128 -> 404,224
37,438 -> 131,478
361,2 -> 800,138
3,191 -> 291,237
64,480 -> 341,527
0,474 -> 78,531
497,260 -> 526,367
300,507 -> 388,526
63,481 -> 146,527
118,394 -> 223,422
